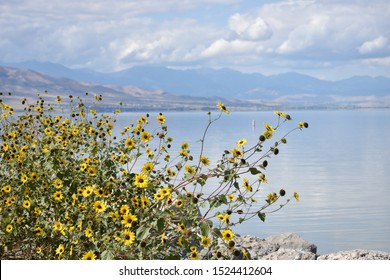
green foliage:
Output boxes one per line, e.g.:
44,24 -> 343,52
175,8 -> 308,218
0,92 -> 307,260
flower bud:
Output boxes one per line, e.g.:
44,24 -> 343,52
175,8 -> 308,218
259,135 -> 266,142
273,148 -> 279,155
262,160 -> 268,167
279,189 -> 286,196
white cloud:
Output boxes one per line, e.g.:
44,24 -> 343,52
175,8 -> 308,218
358,36 -> 388,54
228,13 -> 273,41
201,12 -> 272,58
0,1 -> 225,71
105,19 -> 221,70
277,15 -> 330,54
262,1 -> 390,59
1,0 -> 390,78
201,39 -> 263,57
363,56 -> 390,66
198,0 -> 390,78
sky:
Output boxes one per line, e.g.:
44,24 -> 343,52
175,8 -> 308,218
1,0 -> 390,80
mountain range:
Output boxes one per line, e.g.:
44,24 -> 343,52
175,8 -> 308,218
1,61 -> 390,110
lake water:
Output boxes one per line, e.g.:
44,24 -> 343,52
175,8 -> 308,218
115,109 -> 390,255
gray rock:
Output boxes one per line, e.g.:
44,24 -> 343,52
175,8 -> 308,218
317,249 -> 390,260
235,235 -> 280,259
235,233 -> 316,260
265,232 -> 317,254
261,248 -> 317,260
218,233 -> 389,260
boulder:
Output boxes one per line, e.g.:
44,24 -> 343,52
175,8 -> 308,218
235,233 -> 317,260
265,232 -> 317,254
317,249 -> 390,260
262,248 -> 317,260
235,235 -> 280,259
208,233 -> 390,260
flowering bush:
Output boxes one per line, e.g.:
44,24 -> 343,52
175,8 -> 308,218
0,92 -> 307,260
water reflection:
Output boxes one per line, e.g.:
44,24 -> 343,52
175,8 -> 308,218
114,110 -> 390,254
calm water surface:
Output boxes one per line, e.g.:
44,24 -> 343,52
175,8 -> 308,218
115,110 -> 390,255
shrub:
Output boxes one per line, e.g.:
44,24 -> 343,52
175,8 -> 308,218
0,92 -> 307,259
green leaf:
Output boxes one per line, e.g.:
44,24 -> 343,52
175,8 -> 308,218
101,217 -> 108,228
164,255 -> 181,260
212,228 -> 222,239
157,218 -> 165,232
258,212 -> 266,222
219,194 -> 228,204
249,167 -> 261,175
136,227 -> 150,240
199,220 -> 210,236
209,197 -> 221,209
101,250 -> 115,260
197,174 -> 208,186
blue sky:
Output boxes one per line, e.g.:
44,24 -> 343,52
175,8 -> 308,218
1,0 -> 389,80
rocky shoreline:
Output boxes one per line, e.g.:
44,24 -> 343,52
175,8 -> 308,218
234,233 -> 390,260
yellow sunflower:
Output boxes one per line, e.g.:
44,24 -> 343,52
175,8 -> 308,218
125,138 -> 135,149
157,114 -> 166,124
217,102 -> 230,114
22,200 -> 31,209
231,148 -> 243,158
6,224 -> 13,233
236,138 -> 247,146
189,250 -> 199,260
93,201 -> 106,213
121,214 -> 138,228
82,251 -> 97,260
200,236 -> 211,248
221,229 -> 235,242
175,199 -> 184,208
141,131 -> 151,142
53,191 -> 63,201
56,244 -> 65,256
122,230 -> 135,246
142,162 -> 154,174
134,174 -> 148,188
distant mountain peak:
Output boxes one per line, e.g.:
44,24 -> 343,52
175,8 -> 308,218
1,61 -> 390,109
